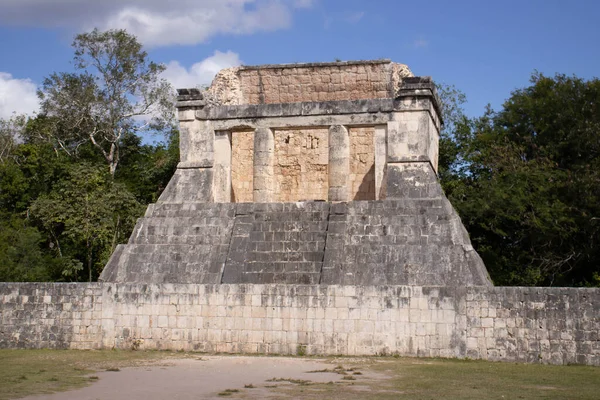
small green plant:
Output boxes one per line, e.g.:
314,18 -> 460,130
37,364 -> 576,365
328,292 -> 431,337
296,344 -> 307,356
267,377 -> 312,385
218,389 -> 240,396
106,367 -> 120,372
244,384 -> 255,388
130,339 -> 143,351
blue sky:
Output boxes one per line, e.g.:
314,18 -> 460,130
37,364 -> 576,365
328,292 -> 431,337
1,0 -> 599,120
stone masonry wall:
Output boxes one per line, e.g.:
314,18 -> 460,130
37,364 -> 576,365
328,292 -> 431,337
467,287 -> 600,365
231,130 -> 254,203
274,128 -> 329,202
1,283 -> 598,366
349,127 -> 376,200
0,283 -> 103,349
235,61 -> 411,105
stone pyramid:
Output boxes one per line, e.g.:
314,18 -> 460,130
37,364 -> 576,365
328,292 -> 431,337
101,60 -> 491,287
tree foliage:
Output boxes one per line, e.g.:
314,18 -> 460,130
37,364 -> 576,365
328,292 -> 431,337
0,29 -> 179,282
30,164 -> 143,281
441,73 -> 600,286
37,29 -> 174,176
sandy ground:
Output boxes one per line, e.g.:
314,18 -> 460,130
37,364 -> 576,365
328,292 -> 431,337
20,356 -> 351,400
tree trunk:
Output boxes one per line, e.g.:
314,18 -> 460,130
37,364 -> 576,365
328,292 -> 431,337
87,239 -> 92,283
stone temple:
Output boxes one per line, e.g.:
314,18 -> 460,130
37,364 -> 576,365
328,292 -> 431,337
100,59 -> 492,287
2,60 -> 599,365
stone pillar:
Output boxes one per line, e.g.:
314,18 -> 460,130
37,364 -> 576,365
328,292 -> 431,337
213,131 -> 232,202
253,127 -> 275,202
386,112 -> 431,165
374,125 -> 387,200
157,95 -> 216,203
178,119 -> 215,168
385,77 -> 442,199
386,113 -> 439,200
328,125 -> 350,202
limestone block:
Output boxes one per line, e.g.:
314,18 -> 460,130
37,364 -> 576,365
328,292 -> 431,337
155,168 -> 214,204
213,131 -> 232,203
387,111 -> 431,163
253,127 -> 275,202
179,119 -> 214,167
328,125 -> 350,201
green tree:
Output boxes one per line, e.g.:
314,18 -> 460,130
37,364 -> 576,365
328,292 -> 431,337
435,82 -> 472,191
0,114 -> 26,163
37,29 -> 174,176
30,163 -> 143,281
445,73 -> 600,286
0,216 -> 53,282
115,129 -> 179,203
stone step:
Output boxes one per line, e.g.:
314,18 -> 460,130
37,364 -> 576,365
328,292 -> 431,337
102,197 -> 491,287
104,244 -> 227,284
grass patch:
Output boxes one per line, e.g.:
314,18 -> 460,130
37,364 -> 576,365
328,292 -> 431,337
267,377 -> 312,385
372,358 -> 600,400
265,357 -> 600,400
0,349 -> 174,400
217,389 -> 240,396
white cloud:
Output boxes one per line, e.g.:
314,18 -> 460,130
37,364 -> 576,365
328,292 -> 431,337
0,0 -> 313,47
0,72 -> 39,119
0,49 -> 240,120
344,11 -> 365,24
293,0 -> 316,8
414,38 -> 429,48
163,51 -> 243,89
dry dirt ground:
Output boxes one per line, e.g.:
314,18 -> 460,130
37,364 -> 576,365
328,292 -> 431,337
18,356 -> 379,400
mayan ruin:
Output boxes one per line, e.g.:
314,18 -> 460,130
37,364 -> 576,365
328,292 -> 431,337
1,60 -> 599,366
101,59 -> 491,288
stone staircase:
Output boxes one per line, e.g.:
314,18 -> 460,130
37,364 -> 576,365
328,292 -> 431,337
102,198 -> 491,286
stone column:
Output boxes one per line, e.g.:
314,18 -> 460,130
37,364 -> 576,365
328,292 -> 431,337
178,114 -> 215,169
213,131 -> 232,202
328,125 -> 350,201
157,102 -> 215,203
385,77 -> 442,199
253,127 -> 275,202
374,125 -> 387,200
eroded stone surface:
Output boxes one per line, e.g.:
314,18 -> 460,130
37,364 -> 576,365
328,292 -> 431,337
201,60 -> 414,106
106,60 -> 489,286
2,283 -> 599,366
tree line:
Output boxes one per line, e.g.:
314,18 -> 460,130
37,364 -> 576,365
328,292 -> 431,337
1,29 -> 598,286
0,29 -> 178,282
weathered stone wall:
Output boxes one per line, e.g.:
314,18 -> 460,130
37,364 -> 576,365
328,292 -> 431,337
1,283 -> 598,365
231,130 -> 254,203
466,287 -> 600,365
102,191 -> 491,287
235,60 -> 411,105
274,128 -> 329,202
0,283 -> 103,349
349,127 -> 376,200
